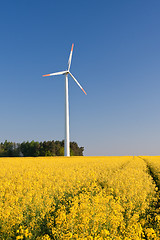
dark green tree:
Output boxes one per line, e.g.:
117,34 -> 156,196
0,140 -> 84,157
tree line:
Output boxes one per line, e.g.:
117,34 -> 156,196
0,140 -> 84,157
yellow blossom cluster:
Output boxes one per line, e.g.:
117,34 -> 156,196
141,156 -> 160,238
0,156 -> 159,239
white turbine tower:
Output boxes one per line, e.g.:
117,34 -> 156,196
43,44 -> 87,156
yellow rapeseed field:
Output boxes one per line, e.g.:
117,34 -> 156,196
0,156 -> 160,239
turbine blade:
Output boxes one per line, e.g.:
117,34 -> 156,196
69,72 -> 87,95
68,43 -> 74,71
43,71 -> 67,77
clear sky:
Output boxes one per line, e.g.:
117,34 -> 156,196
0,0 -> 160,156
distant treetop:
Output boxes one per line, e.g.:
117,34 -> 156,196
0,140 -> 84,157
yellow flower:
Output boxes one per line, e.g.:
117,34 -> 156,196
0,156 -> 159,239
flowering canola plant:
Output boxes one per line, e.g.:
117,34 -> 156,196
0,156 -> 159,239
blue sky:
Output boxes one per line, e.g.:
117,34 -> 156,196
0,1 -> 160,156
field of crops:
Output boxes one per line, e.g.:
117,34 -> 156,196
0,156 -> 160,239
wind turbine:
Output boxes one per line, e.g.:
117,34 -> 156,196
43,44 -> 87,156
